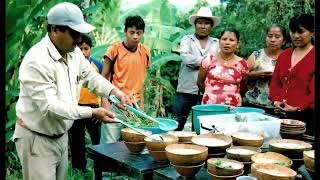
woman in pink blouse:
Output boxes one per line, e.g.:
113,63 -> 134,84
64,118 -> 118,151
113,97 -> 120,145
197,28 -> 249,106
269,14 -> 314,136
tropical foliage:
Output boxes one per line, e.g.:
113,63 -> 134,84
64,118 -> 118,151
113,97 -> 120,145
5,0 -> 314,178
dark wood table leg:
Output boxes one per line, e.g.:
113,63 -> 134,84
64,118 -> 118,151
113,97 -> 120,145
92,153 -> 102,180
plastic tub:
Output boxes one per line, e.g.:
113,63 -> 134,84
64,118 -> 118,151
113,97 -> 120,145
233,107 -> 265,114
192,105 -> 265,134
192,104 -> 230,134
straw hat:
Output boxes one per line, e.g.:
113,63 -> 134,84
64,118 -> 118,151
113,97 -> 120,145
189,7 -> 221,28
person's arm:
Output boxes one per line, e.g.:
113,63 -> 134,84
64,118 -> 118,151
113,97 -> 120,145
180,35 -> 203,69
19,58 -> 100,121
139,88 -> 144,110
246,52 -> 255,70
197,66 -> 207,93
246,52 -> 273,79
102,56 -> 112,80
269,58 -> 283,102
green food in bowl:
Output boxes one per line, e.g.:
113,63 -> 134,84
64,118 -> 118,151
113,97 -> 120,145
274,162 -> 289,166
215,159 -> 234,169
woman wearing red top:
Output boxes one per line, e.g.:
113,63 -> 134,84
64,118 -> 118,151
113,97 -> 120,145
269,14 -> 314,136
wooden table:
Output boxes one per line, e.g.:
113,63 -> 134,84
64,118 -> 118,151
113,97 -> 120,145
88,141 -> 170,180
153,166 -> 211,180
88,137 -> 314,180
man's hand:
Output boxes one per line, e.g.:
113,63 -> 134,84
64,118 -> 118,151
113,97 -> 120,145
110,88 -> 132,105
92,108 -> 118,123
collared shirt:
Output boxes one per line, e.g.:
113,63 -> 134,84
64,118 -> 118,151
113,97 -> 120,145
16,34 -> 115,136
177,34 -> 219,94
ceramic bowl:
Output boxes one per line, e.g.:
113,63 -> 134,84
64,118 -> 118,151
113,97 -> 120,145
269,139 -> 312,159
123,141 -> 146,154
303,150 -> 314,171
191,133 -> 232,154
121,128 -> 152,142
226,146 -> 261,162
148,150 -> 168,162
281,119 -> 305,128
165,143 -> 208,166
231,132 -> 264,147
168,131 -> 197,143
207,158 -> 244,176
251,163 -> 297,180
207,169 -> 244,180
171,162 -> 204,178
251,152 -> 293,168
144,133 -> 179,151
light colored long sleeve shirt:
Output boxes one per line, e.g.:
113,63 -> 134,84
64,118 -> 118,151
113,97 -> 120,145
176,34 -> 219,94
16,34 -> 115,136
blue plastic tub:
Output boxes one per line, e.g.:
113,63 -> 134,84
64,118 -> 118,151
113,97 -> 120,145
192,104 -> 230,134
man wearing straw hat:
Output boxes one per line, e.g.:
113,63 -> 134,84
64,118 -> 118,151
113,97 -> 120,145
172,7 -> 221,131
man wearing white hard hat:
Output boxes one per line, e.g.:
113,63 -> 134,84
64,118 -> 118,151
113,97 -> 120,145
12,2 -> 131,179
172,7 -> 220,131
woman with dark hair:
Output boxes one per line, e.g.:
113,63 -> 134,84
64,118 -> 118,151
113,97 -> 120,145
269,14 -> 314,136
244,24 -> 286,111
197,28 -> 249,106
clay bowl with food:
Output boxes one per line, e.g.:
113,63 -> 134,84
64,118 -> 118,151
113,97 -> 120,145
231,132 -> 264,147
148,150 -> 168,162
303,150 -> 314,171
191,133 -> 232,154
207,169 -> 244,180
251,152 -> 292,168
165,143 -> 208,166
269,139 -> 312,159
226,146 -> 261,162
144,133 -> 178,151
207,158 -> 244,176
168,131 -> 197,143
251,163 -> 297,180
121,128 -> 152,142
171,162 -> 205,178
124,141 -> 146,154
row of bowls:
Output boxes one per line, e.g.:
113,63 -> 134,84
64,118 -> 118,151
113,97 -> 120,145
121,128 -> 314,178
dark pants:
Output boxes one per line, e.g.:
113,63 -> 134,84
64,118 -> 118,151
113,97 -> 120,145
172,92 -> 202,131
69,104 -> 101,170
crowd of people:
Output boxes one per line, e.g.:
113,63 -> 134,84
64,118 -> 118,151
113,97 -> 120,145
12,2 -> 314,179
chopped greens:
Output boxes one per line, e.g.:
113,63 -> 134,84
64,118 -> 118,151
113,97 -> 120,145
274,162 -> 289,166
234,114 -> 271,122
235,114 -> 247,122
214,159 -> 233,169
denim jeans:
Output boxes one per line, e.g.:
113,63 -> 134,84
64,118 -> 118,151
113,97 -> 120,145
172,92 -> 202,131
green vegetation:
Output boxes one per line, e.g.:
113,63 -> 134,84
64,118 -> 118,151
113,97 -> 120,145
5,0 -> 314,179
